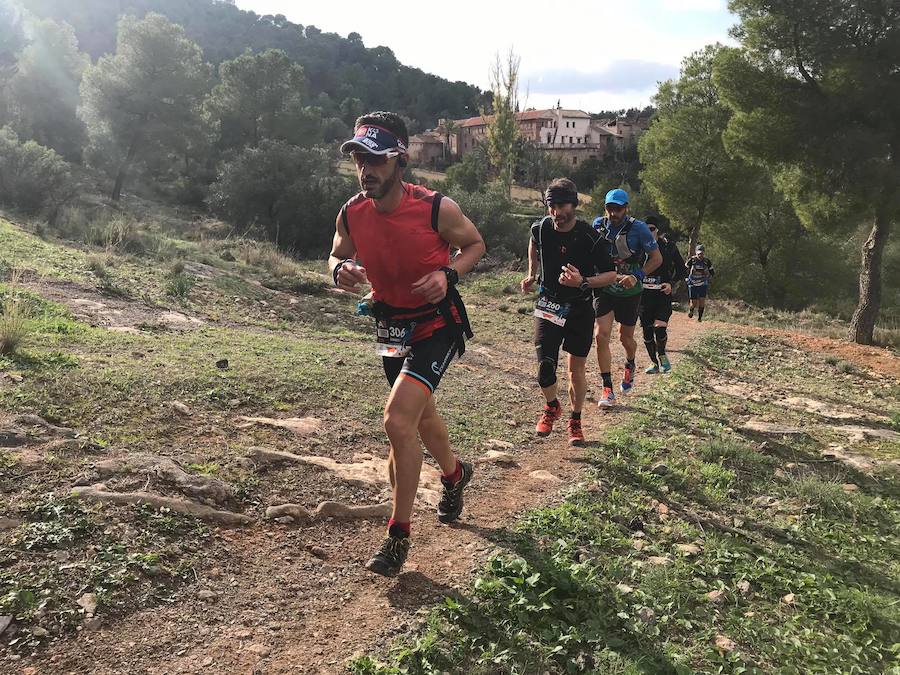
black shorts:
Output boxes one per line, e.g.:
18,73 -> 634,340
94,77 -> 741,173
593,292 -> 641,327
534,299 -> 594,360
382,325 -> 458,395
640,291 -> 673,325
689,284 -> 708,299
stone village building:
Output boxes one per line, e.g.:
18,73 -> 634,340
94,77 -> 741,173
407,105 -> 649,169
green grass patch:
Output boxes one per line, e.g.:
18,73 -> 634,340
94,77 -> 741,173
353,331 -> 900,674
1,495 -> 208,652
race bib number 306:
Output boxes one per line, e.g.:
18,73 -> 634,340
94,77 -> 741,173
376,318 -> 415,357
534,296 -> 570,327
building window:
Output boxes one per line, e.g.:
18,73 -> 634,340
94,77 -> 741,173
547,134 -> 552,143
573,156 -> 578,164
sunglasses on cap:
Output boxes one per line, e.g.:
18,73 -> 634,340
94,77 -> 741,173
350,150 -> 401,167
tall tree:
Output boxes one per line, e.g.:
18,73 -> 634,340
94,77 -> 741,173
0,0 -> 26,124
714,1 -> 900,344
485,50 -> 521,196
204,48 -> 306,151
6,18 -> 89,160
78,13 -> 208,201
639,45 -> 752,252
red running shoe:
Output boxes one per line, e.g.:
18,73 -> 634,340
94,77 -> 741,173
535,403 -> 562,436
567,418 -> 585,446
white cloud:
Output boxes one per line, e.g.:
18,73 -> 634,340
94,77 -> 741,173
235,0 -> 735,112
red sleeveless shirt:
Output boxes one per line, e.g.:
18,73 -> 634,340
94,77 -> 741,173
342,184 -> 456,341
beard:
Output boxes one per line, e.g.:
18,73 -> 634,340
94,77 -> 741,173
361,168 -> 401,200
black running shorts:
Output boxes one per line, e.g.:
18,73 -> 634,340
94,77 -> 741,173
382,325 -> 458,394
534,299 -> 595,360
688,284 -> 708,299
593,292 -> 641,327
640,290 -> 673,325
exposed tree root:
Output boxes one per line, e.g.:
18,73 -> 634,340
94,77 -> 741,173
264,500 -> 392,522
248,447 -> 441,506
92,454 -> 234,505
71,485 -> 251,526
15,414 -> 76,438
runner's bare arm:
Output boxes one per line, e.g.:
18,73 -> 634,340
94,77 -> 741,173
412,197 -> 486,304
328,211 -> 367,292
436,196 -> 486,275
643,248 -> 663,276
521,238 -> 539,293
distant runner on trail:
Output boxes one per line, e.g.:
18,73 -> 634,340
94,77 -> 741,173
686,244 -> 714,322
640,216 -> 687,374
329,111 -> 486,577
592,189 -> 662,407
522,178 -> 616,446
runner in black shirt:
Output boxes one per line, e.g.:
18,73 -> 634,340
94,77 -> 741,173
686,244 -> 715,321
521,178 -> 616,446
640,216 -> 687,373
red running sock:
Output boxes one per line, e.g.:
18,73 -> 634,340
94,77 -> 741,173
443,459 -> 463,485
387,519 -> 410,537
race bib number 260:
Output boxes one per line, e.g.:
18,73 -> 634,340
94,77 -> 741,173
534,296 -> 570,327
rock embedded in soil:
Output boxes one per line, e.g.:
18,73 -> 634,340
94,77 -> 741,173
238,416 -> 321,436
477,450 -> 516,465
742,420 -> 805,436
77,593 -> 98,616
529,470 -> 561,483
715,635 -> 736,653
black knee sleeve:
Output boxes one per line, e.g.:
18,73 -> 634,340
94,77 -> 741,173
642,325 -> 656,345
538,357 -> 558,388
655,326 -> 668,354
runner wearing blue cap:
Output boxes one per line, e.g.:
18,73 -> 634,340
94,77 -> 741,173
686,244 -> 714,321
592,188 -> 662,407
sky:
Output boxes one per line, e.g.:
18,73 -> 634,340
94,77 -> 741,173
235,0 -> 737,114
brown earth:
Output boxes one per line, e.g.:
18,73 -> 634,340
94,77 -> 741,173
13,315 -> 704,674
731,323 -> 900,379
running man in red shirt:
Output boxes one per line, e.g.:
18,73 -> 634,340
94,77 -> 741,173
329,111 -> 486,576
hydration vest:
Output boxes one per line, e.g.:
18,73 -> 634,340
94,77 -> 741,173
597,216 -> 647,297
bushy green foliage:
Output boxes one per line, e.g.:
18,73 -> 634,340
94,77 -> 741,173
0,126 -> 75,214
78,13 -> 209,201
5,18 -> 88,160
25,0 -> 486,130
207,141 -> 355,255
445,185 -> 526,260
204,48 -> 309,151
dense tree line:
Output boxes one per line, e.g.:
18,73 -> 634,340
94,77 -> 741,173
23,0 -> 488,132
638,2 -> 900,345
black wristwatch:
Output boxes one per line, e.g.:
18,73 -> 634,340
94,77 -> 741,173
441,266 -> 459,287
580,277 -> 591,292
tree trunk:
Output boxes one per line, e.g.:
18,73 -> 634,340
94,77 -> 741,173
111,138 -> 139,202
848,207 -> 891,345
688,181 -> 710,253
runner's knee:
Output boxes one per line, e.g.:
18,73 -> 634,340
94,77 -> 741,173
383,407 -> 418,445
654,326 -> 668,342
538,357 -> 557,388
642,325 -> 655,344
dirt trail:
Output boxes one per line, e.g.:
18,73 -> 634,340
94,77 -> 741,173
22,318 -> 704,674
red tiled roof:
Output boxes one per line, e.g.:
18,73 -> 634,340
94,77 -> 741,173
455,109 -> 561,128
